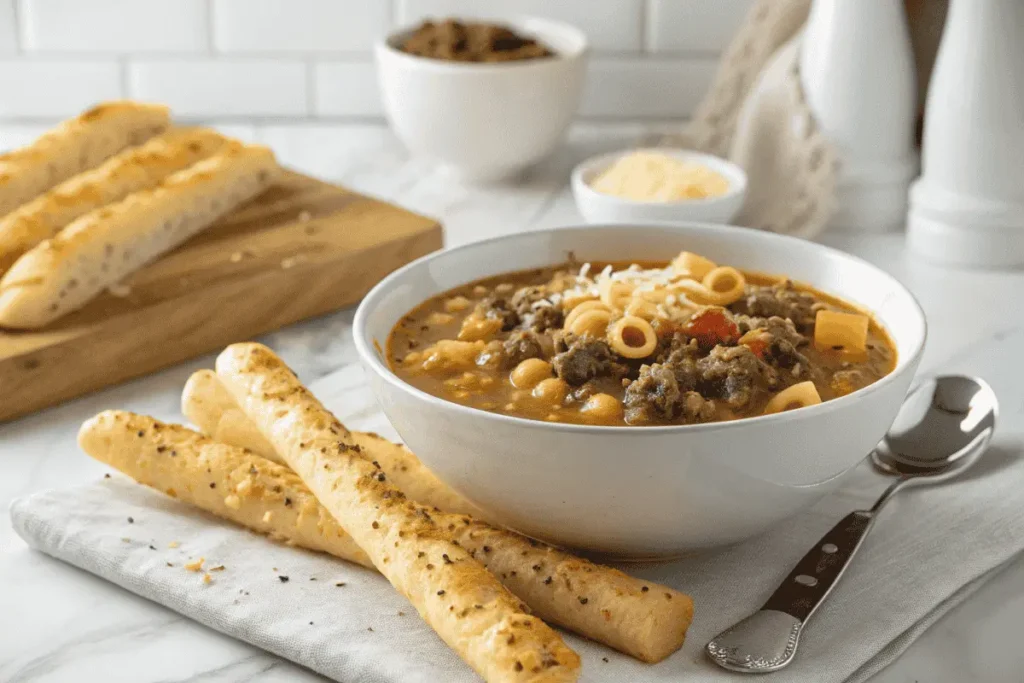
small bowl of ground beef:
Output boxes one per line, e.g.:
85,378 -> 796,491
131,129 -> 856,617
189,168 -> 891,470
376,17 -> 588,182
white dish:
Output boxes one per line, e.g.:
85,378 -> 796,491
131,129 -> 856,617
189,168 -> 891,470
571,149 -> 748,225
353,224 -> 926,558
375,18 -> 588,183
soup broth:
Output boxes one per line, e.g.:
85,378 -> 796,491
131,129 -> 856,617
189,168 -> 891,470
387,254 -> 896,427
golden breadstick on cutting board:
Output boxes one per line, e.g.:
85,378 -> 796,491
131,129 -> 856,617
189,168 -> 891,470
0,101 -> 170,217
0,127 -> 229,273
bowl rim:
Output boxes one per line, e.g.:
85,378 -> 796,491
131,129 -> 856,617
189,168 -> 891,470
376,16 -> 590,72
571,148 -> 749,208
353,223 -> 928,435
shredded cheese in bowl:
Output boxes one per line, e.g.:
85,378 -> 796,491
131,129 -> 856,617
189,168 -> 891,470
590,151 -> 730,202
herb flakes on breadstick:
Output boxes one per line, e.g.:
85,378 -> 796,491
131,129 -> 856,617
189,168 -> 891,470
183,369 -> 693,663
0,143 -> 280,329
182,368 -> 485,516
216,342 -> 580,683
0,101 -> 170,217
0,127 -> 229,273
78,410 -> 373,568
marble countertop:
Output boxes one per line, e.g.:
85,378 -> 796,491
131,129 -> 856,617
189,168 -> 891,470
2,123 -> 1023,683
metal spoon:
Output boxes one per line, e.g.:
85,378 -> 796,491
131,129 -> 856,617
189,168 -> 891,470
706,375 -> 998,673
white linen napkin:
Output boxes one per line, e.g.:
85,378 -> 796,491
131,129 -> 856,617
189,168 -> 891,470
10,328 -> 1024,683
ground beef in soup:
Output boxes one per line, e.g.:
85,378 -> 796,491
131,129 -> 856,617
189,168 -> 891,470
735,315 -> 806,347
696,344 -> 779,409
552,334 -> 626,386
623,364 -> 716,424
510,286 -> 563,332
831,367 -> 871,397
480,296 -> 519,331
501,329 -> 547,367
733,281 -> 823,332
736,315 -> 810,374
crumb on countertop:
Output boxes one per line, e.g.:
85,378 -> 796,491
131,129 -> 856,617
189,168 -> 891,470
168,541 -> 180,549
185,557 -> 205,572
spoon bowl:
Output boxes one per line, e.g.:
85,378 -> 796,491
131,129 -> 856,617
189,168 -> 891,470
871,376 -> 997,480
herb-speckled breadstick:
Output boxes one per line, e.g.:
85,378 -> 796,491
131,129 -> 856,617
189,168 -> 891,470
0,101 -> 170,217
0,143 -> 280,329
82,403 -> 694,662
0,127 -> 228,273
78,410 -> 373,568
181,369 -> 485,517
216,342 -> 581,683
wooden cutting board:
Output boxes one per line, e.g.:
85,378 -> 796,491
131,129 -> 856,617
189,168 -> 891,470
0,171 -> 442,423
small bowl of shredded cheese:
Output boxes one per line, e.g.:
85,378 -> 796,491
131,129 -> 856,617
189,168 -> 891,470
571,148 -> 747,225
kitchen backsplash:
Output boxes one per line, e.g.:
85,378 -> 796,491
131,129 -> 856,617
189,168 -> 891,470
0,0 -> 752,122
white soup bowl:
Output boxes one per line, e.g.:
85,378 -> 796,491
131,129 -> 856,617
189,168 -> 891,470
353,224 -> 926,558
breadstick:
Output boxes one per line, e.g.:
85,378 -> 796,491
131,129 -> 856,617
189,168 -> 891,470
0,101 -> 170,217
182,369 -> 284,460
0,127 -> 228,273
78,410 -> 373,569
182,369 -> 485,517
446,516 -> 692,664
0,144 -> 280,329
216,343 -> 580,683
84,405 -> 692,662
190,367 -> 693,662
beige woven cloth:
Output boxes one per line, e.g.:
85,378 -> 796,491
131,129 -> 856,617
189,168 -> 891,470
660,0 -> 837,238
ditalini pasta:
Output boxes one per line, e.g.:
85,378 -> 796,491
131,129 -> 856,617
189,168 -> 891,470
388,252 -> 897,426
813,309 -> 871,353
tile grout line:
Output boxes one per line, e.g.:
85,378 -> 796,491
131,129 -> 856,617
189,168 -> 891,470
11,0 -> 22,54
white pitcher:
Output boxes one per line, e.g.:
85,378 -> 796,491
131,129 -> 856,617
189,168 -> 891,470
907,0 -> 1024,267
800,0 -> 918,232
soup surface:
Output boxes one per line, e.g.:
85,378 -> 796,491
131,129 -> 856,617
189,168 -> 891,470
387,252 -> 896,427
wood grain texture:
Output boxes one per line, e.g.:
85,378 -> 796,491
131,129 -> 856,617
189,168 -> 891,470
0,171 -> 441,422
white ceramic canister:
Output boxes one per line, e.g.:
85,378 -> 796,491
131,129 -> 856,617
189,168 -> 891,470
907,0 -> 1024,267
800,0 -> 919,232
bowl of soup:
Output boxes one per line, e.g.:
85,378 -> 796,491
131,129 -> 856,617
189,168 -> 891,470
353,224 -> 926,557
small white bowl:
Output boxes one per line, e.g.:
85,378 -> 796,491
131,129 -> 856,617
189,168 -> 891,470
375,18 -> 588,183
571,148 -> 748,224
353,224 -> 926,558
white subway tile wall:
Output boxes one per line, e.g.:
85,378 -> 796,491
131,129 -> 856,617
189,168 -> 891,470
129,60 -> 308,117
20,0 -> 209,53
212,0 -> 390,53
0,60 -> 122,116
0,0 -> 752,122
647,0 -> 755,53
0,1 -> 17,54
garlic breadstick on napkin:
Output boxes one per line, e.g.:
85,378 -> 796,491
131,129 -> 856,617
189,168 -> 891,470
182,369 -> 485,517
78,411 -> 373,568
0,101 -> 170,217
0,128 -> 229,273
0,144 -> 280,329
82,406 -> 692,662
216,343 -> 581,683
184,368 -> 693,663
